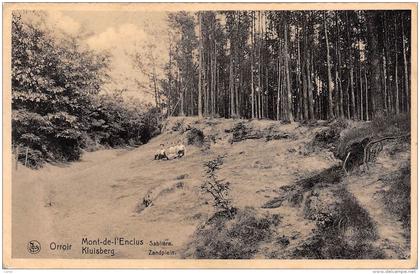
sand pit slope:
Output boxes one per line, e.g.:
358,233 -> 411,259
11,117 -> 410,259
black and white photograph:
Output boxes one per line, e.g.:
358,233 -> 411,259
3,2 -> 417,269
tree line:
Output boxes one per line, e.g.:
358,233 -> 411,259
12,12 -> 160,168
160,10 -> 411,122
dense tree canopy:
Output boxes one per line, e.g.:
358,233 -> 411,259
161,10 -> 411,122
12,12 -> 160,168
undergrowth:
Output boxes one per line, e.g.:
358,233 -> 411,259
293,186 -> 384,259
336,114 -> 410,160
379,165 -> 411,241
184,207 -> 280,259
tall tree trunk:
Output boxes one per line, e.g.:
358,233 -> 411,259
302,69 -> 307,121
198,13 -> 203,117
334,69 -> 340,117
382,51 -> 388,113
384,12 -> 393,113
251,11 -> 255,119
211,21 -> 215,117
298,27 -> 307,121
229,53 -> 234,117
334,12 -> 340,118
350,68 -> 356,119
167,43 -> 173,115
300,20 -> 306,121
211,32 -> 215,117
338,53 -> 344,118
307,51 -> 314,120
216,61 -> 220,116
277,47 -> 281,121
345,11 -> 356,119
257,11 -> 262,119
296,27 -> 303,120
395,51 -> 400,115
402,15 -> 410,113
265,64 -> 268,118
262,13 -> 267,119
359,64 -> 363,120
324,12 -> 334,119
235,11 -> 240,117
394,16 -> 400,115
366,11 -> 384,117
344,80 -> 350,119
214,40 -> 217,116
179,68 -> 185,116
281,66 -> 285,120
335,13 -> 344,118
364,70 -> 369,121
204,53 -> 208,116
190,78 -> 194,115
284,23 -> 293,122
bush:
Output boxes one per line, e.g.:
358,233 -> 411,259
370,113 -> 410,134
186,128 -> 205,147
187,156 -> 281,259
312,119 -> 349,151
15,146 -> 44,169
231,122 -> 248,141
186,208 -> 280,259
336,114 -> 410,161
313,127 -> 341,149
12,109 -> 84,167
201,155 -> 235,217
87,94 -> 161,149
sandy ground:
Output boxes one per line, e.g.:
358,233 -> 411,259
11,117 -> 409,259
12,133 -> 212,259
345,144 -> 411,259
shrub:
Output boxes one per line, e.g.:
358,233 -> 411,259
186,128 -> 205,147
231,122 -> 247,141
12,109 -> 84,167
87,94 -> 161,149
15,146 -> 45,169
312,119 -> 349,151
186,207 -> 280,259
313,127 -> 341,149
336,114 -> 410,161
201,155 -> 235,217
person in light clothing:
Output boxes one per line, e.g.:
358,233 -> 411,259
176,141 -> 186,158
154,144 -> 169,160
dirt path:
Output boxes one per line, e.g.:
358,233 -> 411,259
345,152 -> 411,259
12,133 -> 213,259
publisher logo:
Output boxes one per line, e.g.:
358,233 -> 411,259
27,240 -> 41,254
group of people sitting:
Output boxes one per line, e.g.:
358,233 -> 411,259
154,141 -> 186,160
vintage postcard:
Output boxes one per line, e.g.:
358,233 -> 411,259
2,2 -> 417,269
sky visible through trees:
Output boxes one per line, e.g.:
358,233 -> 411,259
11,9 -> 413,168
160,10 -> 411,122
21,9 -> 411,123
